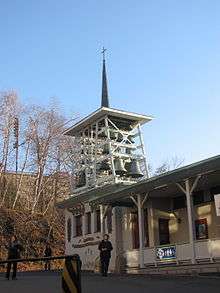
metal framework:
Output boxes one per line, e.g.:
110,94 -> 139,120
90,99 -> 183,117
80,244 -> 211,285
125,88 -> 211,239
69,111 -> 150,193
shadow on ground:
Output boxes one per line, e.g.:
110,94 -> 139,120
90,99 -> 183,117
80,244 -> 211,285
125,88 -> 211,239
0,271 -> 220,293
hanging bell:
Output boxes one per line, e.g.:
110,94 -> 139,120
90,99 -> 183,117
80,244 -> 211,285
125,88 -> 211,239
125,147 -> 132,155
99,129 -> 107,138
117,133 -> 124,142
114,158 -> 127,175
76,172 -> 86,188
126,159 -> 144,178
102,144 -> 110,154
98,160 -> 111,171
124,161 -> 131,173
126,135 -> 135,144
109,129 -> 117,140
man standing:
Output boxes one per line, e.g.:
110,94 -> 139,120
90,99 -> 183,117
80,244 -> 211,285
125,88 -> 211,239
5,235 -> 23,280
44,243 -> 52,271
98,234 -> 113,277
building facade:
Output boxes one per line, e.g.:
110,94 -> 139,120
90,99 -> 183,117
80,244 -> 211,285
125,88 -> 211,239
58,55 -> 220,274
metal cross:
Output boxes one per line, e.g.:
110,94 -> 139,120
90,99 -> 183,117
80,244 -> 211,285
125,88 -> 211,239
101,47 -> 107,60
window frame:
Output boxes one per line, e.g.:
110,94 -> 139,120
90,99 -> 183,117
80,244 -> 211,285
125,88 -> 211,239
67,218 -> 72,242
75,215 -> 82,237
95,209 -> 101,233
85,212 -> 91,235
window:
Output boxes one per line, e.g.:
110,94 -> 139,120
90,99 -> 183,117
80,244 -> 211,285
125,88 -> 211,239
159,218 -> 170,245
193,190 -> 213,205
96,210 -> 101,232
75,215 -> 82,237
144,208 -> 149,247
210,185 -> 220,200
173,196 -> 186,210
67,218 -> 72,242
107,209 -> 112,234
131,212 -> 139,249
86,212 -> 91,234
193,190 -> 204,205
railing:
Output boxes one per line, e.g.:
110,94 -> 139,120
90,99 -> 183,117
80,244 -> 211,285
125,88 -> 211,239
0,255 -> 74,265
195,238 -> 220,261
0,255 -> 82,293
124,238 -> 220,267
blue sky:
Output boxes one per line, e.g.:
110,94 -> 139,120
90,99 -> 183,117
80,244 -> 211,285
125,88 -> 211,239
0,0 -> 220,169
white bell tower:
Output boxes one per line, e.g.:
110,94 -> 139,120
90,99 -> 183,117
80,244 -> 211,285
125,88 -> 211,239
64,49 -> 153,194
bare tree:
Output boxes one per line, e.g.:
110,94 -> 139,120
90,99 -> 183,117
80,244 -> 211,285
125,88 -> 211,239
0,91 -> 76,268
149,155 -> 185,177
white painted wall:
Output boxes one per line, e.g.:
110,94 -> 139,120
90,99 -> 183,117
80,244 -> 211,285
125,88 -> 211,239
65,199 -> 220,270
64,203 -> 119,272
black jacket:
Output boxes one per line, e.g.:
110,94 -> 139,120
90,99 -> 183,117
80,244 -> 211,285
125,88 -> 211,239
6,241 -> 23,259
98,240 -> 113,259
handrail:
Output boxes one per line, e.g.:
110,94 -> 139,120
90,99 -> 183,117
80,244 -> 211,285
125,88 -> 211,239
0,254 -> 79,265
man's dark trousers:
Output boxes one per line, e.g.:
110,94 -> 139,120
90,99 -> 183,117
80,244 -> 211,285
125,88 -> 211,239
6,261 -> 17,279
101,257 -> 110,276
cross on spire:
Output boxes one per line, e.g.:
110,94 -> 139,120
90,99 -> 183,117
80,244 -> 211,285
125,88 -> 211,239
101,47 -> 107,60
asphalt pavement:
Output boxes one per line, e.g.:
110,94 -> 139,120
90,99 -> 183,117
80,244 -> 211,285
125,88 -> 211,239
0,271 -> 220,293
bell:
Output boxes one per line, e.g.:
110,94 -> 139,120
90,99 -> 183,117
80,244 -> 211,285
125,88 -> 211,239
99,129 -> 117,140
117,133 -> 123,142
126,159 -> 144,178
126,135 -> 135,144
98,160 -> 111,171
102,144 -> 110,154
76,172 -> 86,188
99,129 -> 107,138
109,129 -> 117,140
114,158 -> 127,175
125,147 -> 132,155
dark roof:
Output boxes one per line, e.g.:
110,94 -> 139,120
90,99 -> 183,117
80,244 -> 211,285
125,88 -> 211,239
126,154 -> 220,194
56,182 -> 130,209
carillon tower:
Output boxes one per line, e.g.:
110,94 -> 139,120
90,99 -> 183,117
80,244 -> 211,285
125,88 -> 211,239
64,48 -> 152,194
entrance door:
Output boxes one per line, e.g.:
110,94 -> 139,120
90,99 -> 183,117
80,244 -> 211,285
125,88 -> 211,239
159,218 -> 170,245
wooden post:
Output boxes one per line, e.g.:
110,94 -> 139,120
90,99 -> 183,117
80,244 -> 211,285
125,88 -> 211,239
137,194 -> 145,269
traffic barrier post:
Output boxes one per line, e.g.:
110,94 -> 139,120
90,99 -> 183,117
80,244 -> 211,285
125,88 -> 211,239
62,254 -> 81,293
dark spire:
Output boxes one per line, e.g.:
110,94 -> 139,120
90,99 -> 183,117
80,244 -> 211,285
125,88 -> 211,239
101,47 -> 109,108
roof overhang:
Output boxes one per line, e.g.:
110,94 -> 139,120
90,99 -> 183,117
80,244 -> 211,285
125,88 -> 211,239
56,182 -> 132,209
87,154 -> 220,206
64,107 -> 153,136
57,154 -> 220,209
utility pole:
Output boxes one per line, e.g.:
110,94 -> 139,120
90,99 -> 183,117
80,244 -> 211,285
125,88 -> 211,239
13,117 -> 19,174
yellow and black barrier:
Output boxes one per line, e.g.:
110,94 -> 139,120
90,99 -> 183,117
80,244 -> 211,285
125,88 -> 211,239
62,254 -> 82,293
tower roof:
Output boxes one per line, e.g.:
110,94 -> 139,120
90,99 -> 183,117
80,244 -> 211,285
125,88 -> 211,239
101,47 -> 109,107
64,107 -> 153,136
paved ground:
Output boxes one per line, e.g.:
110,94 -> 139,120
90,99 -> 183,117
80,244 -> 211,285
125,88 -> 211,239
0,271 -> 220,293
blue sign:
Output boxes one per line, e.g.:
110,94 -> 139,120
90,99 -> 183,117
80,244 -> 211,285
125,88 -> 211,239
156,245 -> 176,261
